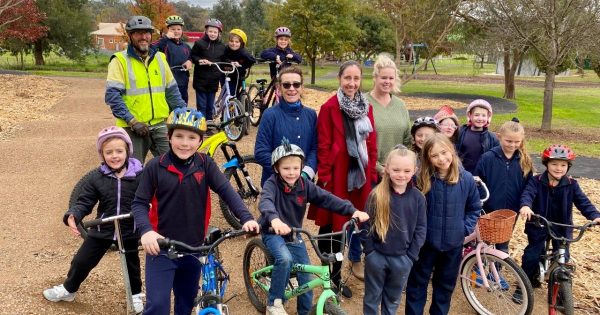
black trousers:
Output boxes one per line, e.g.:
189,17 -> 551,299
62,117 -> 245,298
317,225 -> 344,287
63,236 -> 142,294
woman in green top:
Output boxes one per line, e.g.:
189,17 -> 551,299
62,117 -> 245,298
366,53 -> 412,178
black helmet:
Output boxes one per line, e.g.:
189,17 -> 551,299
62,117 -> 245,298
125,16 -> 155,34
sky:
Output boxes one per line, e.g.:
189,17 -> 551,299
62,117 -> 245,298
185,0 -> 219,8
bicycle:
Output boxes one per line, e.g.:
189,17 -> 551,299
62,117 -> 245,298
246,59 -> 300,126
170,65 -> 189,72
210,62 -> 247,141
526,214 -> 598,315
82,213 -> 140,314
157,228 -> 251,315
459,181 -> 534,315
243,218 -> 360,315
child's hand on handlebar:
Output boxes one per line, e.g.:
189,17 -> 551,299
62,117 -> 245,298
472,176 -> 482,183
286,54 -> 294,59
519,206 -> 534,221
199,59 -> 212,65
67,215 -> 81,237
270,218 -> 291,235
183,60 -> 193,71
141,231 -> 165,256
242,220 -> 260,234
352,210 -> 370,223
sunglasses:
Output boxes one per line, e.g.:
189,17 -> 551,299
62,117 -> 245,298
281,81 -> 302,89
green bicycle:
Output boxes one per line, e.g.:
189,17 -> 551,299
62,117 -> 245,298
243,218 -> 359,315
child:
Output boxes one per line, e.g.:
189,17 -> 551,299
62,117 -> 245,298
260,27 -> 302,79
131,108 -> 260,315
191,18 -> 226,119
456,99 -> 499,173
405,134 -> 481,315
516,144 -> 600,297
152,15 -> 192,104
410,116 -> 439,156
434,105 -> 460,143
43,126 -> 144,313
223,28 -> 256,98
260,139 -> 369,315
362,147 -> 427,315
474,119 -> 533,254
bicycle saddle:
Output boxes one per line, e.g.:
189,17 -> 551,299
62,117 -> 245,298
256,79 -> 267,84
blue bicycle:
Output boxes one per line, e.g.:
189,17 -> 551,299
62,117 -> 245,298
158,228 -> 249,315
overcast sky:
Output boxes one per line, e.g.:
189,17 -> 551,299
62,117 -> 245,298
185,0 -> 218,8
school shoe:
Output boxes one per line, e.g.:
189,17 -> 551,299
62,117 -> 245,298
333,283 -> 353,299
512,288 -> 523,304
43,284 -> 76,302
266,299 -> 288,315
132,293 -> 145,314
350,261 -> 364,281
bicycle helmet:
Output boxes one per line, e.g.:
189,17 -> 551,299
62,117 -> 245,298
165,15 -> 184,27
411,116 -> 440,137
166,108 -> 207,135
271,138 -> 305,167
229,28 -> 247,46
434,105 -> 459,127
466,99 -> 493,127
125,16 -> 155,34
541,144 -> 575,166
96,126 -> 133,160
205,18 -> 223,32
274,27 -> 291,38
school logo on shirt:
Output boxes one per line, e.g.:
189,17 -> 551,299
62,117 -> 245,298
296,195 -> 305,205
193,171 -> 205,184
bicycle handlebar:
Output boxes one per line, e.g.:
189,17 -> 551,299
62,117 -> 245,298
476,180 -> 490,203
211,62 -> 240,75
82,213 -> 132,228
267,218 -> 360,263
206,112 -> 249,131
157,229 -> 250,256
529,214 -> 598,243
255,58 -> 301,65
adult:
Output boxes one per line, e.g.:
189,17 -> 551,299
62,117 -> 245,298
151,15 -> 193,104
307,61 -> 378,297
254,66 -> 317,187
365,53 -> 412,178
105,15 -> 186,163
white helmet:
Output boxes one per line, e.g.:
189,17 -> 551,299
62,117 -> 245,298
271,138 -> 304,167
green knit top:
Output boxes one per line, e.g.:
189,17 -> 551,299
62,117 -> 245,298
366,93 -> 412,174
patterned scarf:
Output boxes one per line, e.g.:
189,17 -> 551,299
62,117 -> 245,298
337,88 -> 373,191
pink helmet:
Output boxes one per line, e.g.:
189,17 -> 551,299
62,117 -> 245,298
96,126 -> 133,160
274,26 -> 291,38
466,99 -> 493,127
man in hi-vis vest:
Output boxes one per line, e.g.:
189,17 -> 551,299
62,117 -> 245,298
105,15 -> 186,162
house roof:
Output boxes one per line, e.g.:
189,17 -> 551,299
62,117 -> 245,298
91,23 -> 124,36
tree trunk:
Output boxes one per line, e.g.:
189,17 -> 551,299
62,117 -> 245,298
502,49 -> 515,99
541,69 -> 556,131
480,54 -> 484,69
394,26 -> 402,65
33,41 -> 45,65
19,50 -> 24,69
310,56 -> 316,85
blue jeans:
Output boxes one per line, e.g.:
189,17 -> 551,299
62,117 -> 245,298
195,91 -> 215,120
125,122 -> 170,163
262,233 -> 312,315
405,242 -> 462,315
363,251 -> 413,315
143,252 -> 201,315
347,226 -> 363,262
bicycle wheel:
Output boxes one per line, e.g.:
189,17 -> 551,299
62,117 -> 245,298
247,84 -> 264,126
460,253 -> 533,315
219,155 -> 261,229
68,168 -> 99,240
239,91 -> 251,134
548,273 -> 574,315
224,98 -> 246,141
309,297 -> 347,315
243,238 -> 273,314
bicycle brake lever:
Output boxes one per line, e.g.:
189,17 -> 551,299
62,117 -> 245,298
167,247 -> 179,259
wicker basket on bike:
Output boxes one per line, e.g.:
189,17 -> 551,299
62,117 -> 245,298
478,209 -> 517,244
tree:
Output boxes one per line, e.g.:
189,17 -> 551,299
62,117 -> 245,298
129,0 -> 176,35
490,0 -> 600,130
172,1 -> 208,32
241,0 -> 268,55
0,0 -> 25,29
33,0 -> 94,65
353,7 -> 395,62
211,0 -> 242,32
270,0 -> 359,84
0,0 -> 48,68
87,0 -> 130,24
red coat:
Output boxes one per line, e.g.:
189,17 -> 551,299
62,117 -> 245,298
307,95 -> 378,231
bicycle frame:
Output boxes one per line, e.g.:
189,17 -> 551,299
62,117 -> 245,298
461,229 -> 510,289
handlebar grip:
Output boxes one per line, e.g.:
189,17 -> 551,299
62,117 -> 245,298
82,218 -> 105,228
156,238 -> 170,249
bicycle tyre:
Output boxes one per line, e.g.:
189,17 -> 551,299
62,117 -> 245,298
219,156 -> 261,229
239,92 -> 251,134
247,84 -> 264,126
460,253 -> 533,315
68,168 -> 99,240
243,238 -> 273,314
548,273 -> 574,315
308,297 -> 347,315
224,98 -> 246,141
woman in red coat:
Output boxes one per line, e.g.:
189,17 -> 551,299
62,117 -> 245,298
307,60 -> 378,297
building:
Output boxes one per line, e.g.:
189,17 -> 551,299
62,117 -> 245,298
91,23 -> 126,52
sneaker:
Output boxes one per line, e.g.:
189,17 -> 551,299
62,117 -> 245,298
512,288 -> 523,304
350,261 -> 364,281
43,284 -> 76,302
334,283 -> 353,299
474,271 -> 509,290
132,293 -> 145,314
266,299 -> 288,315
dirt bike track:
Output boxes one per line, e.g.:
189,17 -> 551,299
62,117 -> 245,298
0,76 -> 597,314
